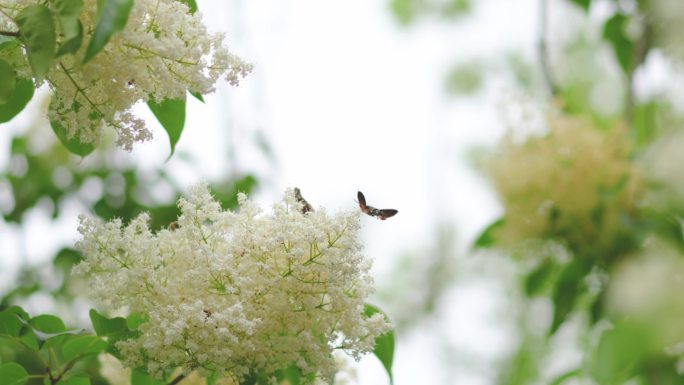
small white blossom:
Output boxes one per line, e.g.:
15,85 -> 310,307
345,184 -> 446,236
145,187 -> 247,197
0,0 -> 251,150
74,184 -> 390,382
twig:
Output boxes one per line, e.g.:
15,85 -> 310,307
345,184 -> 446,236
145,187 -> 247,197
167,374 -> 186,385
0,30 -> 19,37
538,0 -> 559,97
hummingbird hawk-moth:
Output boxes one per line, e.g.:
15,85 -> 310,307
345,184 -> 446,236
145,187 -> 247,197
357,191 -> 398,220
294,187 -> 314,214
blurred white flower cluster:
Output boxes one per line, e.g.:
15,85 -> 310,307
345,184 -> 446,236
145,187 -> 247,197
0,0 -> 251,150
74,184 -> 389,382
487,115 -> 640,251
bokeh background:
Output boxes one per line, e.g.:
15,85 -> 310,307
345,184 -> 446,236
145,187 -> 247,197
3,0 -> 684,384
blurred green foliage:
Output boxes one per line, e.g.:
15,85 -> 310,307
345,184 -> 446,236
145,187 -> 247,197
394,0 -> 684,382
389,0 -> 470,25
444,61 -> 484,96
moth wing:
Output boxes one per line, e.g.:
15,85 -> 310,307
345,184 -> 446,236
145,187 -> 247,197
379,209 -> 398,219
357,191 -> 367,207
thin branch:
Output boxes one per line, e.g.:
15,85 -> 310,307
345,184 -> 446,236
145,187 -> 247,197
0,30 -> 19,37
538,0 -> 559,97
167,374 -> 186,385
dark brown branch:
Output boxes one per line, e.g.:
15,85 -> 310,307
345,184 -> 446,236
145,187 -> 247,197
167,374 -> 186,385
0,30 -> 19,37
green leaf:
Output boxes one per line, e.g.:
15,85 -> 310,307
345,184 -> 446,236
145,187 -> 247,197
89,309 -> 128,337
82,0 -> 134,64
523,260 -> 555,297
147,97 -> 186,158
56,378 -> 90,385
177,0 -> 198,14
18,327 -> 39,351
549,369 -> 581,385
473,218 -> 504,248
131,369 -> 164,385
590,321 -> 649,385
4,306 -> 30,321
0,363 -> 28,385
62,335 -> 107,362
603,13 -> 634,74
568,0 -> 590,11
54,0 -> 84,56
549,260 -> 591,335
50,118 -> 96,157
0,35 -> 15,47
632,101 -> 658,148
53,248 -> 82,272
89,309 -> 137,358
276,367 -> 300,385
125,314 -> 147,330
56,21 -> 83,57
363,304 -> 394,385
0,59 -> 16,104
0,312 -> 23,337
29,314 -> 66,334
0,78 -> 34,123
14,5 -> 56,82
189,90 -> 205,103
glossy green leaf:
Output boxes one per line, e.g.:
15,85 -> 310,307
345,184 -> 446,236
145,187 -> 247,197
0,78 -> 34,123
54,0 -> 84,56
62,335 -> 107,362
363,304 -> 394,385
50,118 -> 96,157
82,0 -> 134,64
568,0 -> 590,11
0,363 -> 28,385
0,59 -> 16,104
14,5 -> 56,82
29,314 -> 66,334
131,369 -> 164,385
147,97 -> 186,158
473,218 -> 504,248
603,13 -> 634,74
177,0 -> 198,14
56,378 -> 90,385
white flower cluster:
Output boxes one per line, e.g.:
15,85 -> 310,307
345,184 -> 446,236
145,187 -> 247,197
74,184 -> 390,382
0,0 -> 251,150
